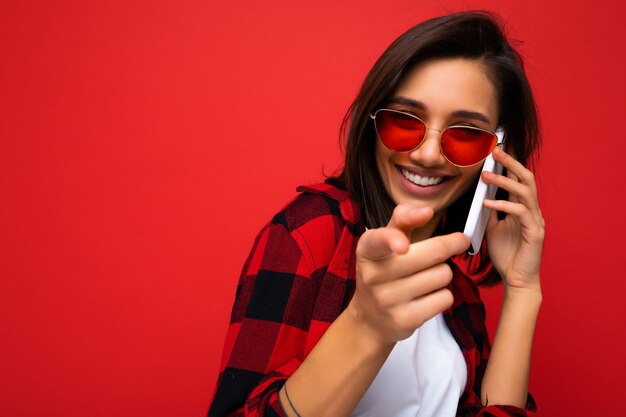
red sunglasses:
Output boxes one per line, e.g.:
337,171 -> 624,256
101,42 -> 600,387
370,108 -> 503,167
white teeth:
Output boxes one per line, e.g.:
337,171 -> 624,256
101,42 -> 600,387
401,167 -> 444,187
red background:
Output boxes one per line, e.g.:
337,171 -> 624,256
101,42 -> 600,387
1,1 -> 625,416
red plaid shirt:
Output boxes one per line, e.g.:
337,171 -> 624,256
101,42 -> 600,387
208,182 -> 537,417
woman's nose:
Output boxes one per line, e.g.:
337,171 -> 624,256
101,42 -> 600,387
408,128 -> 447,167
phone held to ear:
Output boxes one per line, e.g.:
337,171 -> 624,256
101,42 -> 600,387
463,127 -> 506,255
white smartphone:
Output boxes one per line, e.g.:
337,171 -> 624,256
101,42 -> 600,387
462,127 -> 506,255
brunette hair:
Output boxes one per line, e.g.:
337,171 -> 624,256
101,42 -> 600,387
331,11 -> 540,286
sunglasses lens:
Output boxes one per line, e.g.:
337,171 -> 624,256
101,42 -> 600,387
375,110 -> 426,152
441,127 -> 497,166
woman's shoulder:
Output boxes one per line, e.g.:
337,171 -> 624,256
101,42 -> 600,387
261,180 -> 363,269
270,179 -> 362,233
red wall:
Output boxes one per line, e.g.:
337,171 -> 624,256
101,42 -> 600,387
2,1 -> 625,416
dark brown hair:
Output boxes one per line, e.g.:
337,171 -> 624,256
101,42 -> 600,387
331,11 -> 540,286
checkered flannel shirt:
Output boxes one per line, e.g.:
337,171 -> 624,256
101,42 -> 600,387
208,181 -> 537,417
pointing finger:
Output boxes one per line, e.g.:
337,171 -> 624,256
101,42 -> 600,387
357,227 -> 410,261
381,232 -> 470,278
387,205 -> 434,239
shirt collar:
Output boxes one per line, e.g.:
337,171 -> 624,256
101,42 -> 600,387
296,182 -> 361,226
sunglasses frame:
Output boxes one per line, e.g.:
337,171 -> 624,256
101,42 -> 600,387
369,108 -> 502,167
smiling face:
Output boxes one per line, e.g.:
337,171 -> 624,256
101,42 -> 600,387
375,58 -> 500,238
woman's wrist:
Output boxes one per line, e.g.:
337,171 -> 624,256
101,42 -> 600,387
501,286 -> 543,327
343,300 -> 397,355
503,279 -> 542,302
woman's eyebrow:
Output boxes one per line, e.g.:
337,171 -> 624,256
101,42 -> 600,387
387,96 -> 491,124
451,110 -> 491,124
387,97 -> 427,110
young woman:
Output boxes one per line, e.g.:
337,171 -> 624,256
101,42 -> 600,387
209,11 -> 543,417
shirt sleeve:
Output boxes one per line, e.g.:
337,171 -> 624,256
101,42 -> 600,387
208,220 -> 316,417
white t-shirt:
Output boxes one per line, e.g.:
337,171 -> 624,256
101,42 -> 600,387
351,313 -> 467,417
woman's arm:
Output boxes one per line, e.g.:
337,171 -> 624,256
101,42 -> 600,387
478,146 -> 545,408
480,287 -> 541,407
209,200 -> 468,417
279,206 -> 471,417
277,303 -> 395,417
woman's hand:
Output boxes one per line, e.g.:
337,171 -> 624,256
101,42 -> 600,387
482,147 -> 545,293
347,205 -> 470,345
